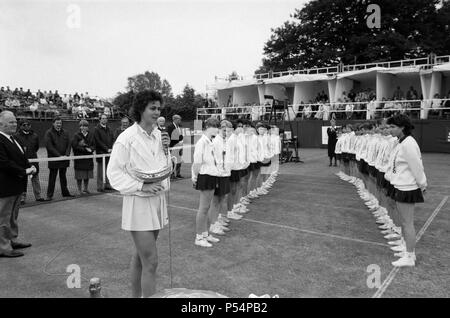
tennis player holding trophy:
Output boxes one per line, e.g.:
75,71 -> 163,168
107,90 -> 172,297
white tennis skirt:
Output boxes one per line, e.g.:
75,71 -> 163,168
121,193 -> 169,231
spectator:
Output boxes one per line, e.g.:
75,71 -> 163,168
25,89 -> 32,98
39,95 -> 48,105
156,116 -> 165,131
93,113 -> 114,192
345,101 -> 354,119
167,114 -> 184,179
73,92 -> 80,103
62,94 -> 70,109
367,97 -> 377,120
430,93 -> 443,117
44,117 -> 74,200
406,86 -> 418,100
29,99 -> 40,119
303,103 -> 312,119
443,93 -> 450,118
36,89 -> 43,99
11,98 -> 20,108
18,88 -> 24,97
348,89 -> 356,102
103,105 -> 111,118
14,119 -> 48,204
72,120 -> 95,195
114,117 -> 130,141
392,86 -> 404,100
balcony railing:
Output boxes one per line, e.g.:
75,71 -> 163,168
216,55 -> 450,83
197,99 -> 450,121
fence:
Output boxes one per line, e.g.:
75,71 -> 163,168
23,145 -> 194,204
196,99 -> 450,121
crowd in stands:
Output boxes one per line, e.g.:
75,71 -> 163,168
0,86 -> 116,120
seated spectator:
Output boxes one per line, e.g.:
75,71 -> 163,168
406,86 -> 418,100
4,98 -> 13,108
29,99 -> 40,118
431,93 -> 442,109
74,92 -> 80,103
25,89 -> 32,98
443,93 -> 450,118
303,102 -> 312,119
347,89 -> 356,102
39,96 -> 48,105
103,105 -> 111,118
62,94 -> 70,109
18,87 -> 24,97
392,86 -> 404,100
37,89 -> 44,99
429,93 -> 443,117
11,98 -> 21,108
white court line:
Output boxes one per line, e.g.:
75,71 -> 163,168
168,204 -> 389,248
372,195 -> 449,299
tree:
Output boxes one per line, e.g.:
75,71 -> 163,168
257,0 -> 449,73
127,71 -> 163,92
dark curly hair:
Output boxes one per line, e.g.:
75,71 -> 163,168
129,90 -> 163,123
387,114 -> 414,136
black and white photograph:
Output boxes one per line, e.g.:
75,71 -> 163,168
0,0 -> 449,302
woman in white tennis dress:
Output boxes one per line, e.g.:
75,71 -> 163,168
107,90 -> 171,298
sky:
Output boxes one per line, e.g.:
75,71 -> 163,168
0,0 -> 308,98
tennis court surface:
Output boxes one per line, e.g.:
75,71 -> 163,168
1,149 -> 449,298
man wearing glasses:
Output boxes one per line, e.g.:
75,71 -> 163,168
14,119 -> 48,203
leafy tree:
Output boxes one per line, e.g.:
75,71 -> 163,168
257,0 -> 450,73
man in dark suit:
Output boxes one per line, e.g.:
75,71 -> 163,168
44,117 -> 74,200
167,114 -> 183,179
14,119 -> 48,203
113,116 -> 130,141
94,113 -> 114,192
0,111 -> 36,258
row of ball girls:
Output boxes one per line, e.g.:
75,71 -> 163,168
191,117 -> 282,248
334,114 -> 427,268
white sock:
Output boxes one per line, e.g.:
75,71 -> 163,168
196,234 -> 204,240
202,232 -> 208,238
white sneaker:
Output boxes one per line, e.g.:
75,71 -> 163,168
227,211 -> 243,220
392,253 -> 415,267
391,244 -> 406,252
379,224 -> 393,230
394,251 -> 417,261
205,235 -> 220,243
381,229 -> 396,235
388,239 -> 403,246
210,224 -> 226,236
235,207 -> 248,214
384,233 -> 401,240
195,238 -> 212,248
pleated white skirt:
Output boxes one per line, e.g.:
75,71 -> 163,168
121,193 -> 168,231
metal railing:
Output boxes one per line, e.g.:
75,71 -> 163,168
197,99 -> 450,121
215,55 -> 450,83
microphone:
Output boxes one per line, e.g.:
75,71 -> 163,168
160,126 -> 169,157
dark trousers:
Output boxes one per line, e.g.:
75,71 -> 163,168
47,168 -> 70,198
172,162 -> 181,177
0,195 -> 21,253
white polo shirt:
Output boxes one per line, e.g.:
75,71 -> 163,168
192,134 -> 220,177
